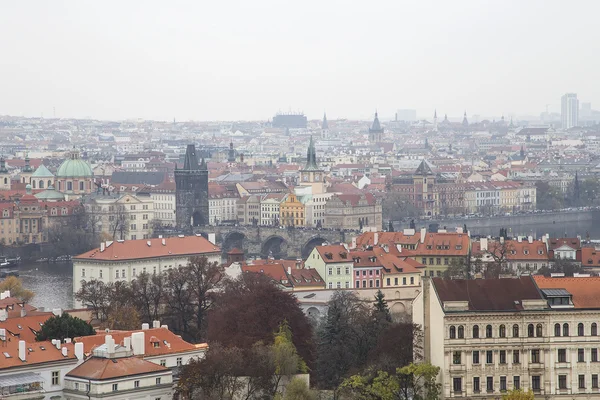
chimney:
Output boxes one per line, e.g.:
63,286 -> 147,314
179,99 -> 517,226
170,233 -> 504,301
480,238 -> 488,252
373,232 -> 379,245
456,226 -> 464,234
147,240 -> 151,247
161,324 -> 168,330
55,340 -> 60,349
0,309 -> 8,322
131,332 -> 145,356
100,242 -> 105,252
74,342 -> 84,361
152,320 -> 160,329
64,338 -> 72,344
124,336 -> 131,351
517,236 -> 522,243
62,347 -> 68,357
162,238 -> 166,246
0,328 -> 5,340
351,237 -> 357,249
420,227 -> 426,243
208,233 -> 216,245
141,323 -> 149,330
287,266 -> 291,275
18,340 -> 26,361
20,308 -> 26,318
158,235 -> 162,239
500,236 -> 505,244
528,236 -> 533,244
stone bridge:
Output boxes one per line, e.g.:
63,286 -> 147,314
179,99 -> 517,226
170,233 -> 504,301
193,226 -> 355,260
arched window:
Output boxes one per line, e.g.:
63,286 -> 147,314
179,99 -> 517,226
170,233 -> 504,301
554,323 -> 561,337
473,325 -> 479,339
563,323 -> 569,337
578,323 -> 584,336
48,179 -> 51,187
39,180 -> 44,189
513,324 -> 519,338
592,323 -> 598,336
528,324 -> 534,338
57,181 -> 61,190
449,326 -> 456,339
536,324 -> 543,337
499,325 -> 506,338
79,181 -> 84,191
458,326 -> 464,339
32,180 -> 36,189
486,325 -> 492,338
67,181 -> 72,191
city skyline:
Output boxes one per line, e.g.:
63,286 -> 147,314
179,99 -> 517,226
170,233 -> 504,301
1,1 -> 599,121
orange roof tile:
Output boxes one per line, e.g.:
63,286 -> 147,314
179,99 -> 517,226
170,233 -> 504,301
534,276 -> 600,309
66,356 -> 168,380
74,235 -> 220,262
315,245 -> 352,263
74,327 -> 204,357
0,312 -> 55,342
0,339 -> 77,371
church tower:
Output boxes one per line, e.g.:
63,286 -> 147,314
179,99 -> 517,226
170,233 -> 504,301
433,109 -> 438,132
321,112 -> 329,139
0,157 -> 10,190
227,140 -> 236,163
175,144 -> 209,230
462,111 -> 469,127
369,111 -> 384,143
299,136 -> 325,194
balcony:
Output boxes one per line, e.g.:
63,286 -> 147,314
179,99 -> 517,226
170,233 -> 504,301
0,373 -> 45,400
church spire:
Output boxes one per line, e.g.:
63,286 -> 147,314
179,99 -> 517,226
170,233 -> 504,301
304,135 -> 320,171
462,111 -> 469,127
322,112 -> 329,130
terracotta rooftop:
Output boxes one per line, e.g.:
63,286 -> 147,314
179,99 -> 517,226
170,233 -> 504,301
0,312 -> 55,342
534,276 -> 600,309
66,356 -> 168,380
74,235 -> 220,262
0,339 -> 77,370
432,276 -> 543,311
315,244 -> 352,263
74,327 -> 206,357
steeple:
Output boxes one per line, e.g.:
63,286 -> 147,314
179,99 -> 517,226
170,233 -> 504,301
509,117 -> 515,129
322,112 -> 329,130
462,111 -> 469,127
0,157 -> 7,174
23,153 -> 32,173
369,110 -> 383,142
303,135 -> 320,171
433,109 -> 438,131
520,145 -> 525,158
370,111 -> 382,132
183,144 -> 199,170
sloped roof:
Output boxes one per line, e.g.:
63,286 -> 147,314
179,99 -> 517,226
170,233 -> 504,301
534,276 -> 600,309
31,164 -> 54,178
432,276 -> 543,311
415,160 -> 434,176
66,356 -> 168,380
74,235 -> 220,262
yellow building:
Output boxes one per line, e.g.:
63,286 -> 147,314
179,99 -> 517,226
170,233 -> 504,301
279,193 -> 305,227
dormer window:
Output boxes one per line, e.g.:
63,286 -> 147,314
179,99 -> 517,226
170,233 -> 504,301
455,245 -> 462,250
538,250 -> 543,255
524,250 -> 529,255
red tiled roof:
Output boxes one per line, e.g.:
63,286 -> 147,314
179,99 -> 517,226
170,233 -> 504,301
534,276 -> 600,309
74,327 -> 205,357
73,235 -> 220,262
242,264 -> 291,287
0,339 -> 77,370
66,356 -> 168,380
315,245 -> 351,263
548,238 -> 581,251
0,312 -> 55,342
581,247 -> 600,267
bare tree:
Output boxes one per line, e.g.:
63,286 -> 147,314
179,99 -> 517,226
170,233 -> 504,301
110,204 -> 129,240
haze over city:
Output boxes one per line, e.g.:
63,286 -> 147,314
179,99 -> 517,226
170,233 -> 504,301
1,0 -> 599,121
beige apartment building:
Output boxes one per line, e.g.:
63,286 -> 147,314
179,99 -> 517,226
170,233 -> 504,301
414,275 -> 600,399
323,193 -> 382,231
85,193 -> 155,241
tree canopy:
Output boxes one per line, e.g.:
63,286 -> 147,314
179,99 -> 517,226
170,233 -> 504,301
0,276 -> 34,303
35,313 -> 95,341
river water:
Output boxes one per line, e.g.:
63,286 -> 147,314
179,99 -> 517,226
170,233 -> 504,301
18,262 -> 73,311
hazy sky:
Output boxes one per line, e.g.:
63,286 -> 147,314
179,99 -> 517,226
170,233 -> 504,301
1,1 -> 598,122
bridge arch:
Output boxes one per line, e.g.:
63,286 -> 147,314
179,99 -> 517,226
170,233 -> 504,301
301,236 -> 330,259
261,235 -> 288,259
221,231 -> 246,256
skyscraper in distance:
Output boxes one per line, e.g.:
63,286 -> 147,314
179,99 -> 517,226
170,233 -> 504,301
561,93 -> 579,129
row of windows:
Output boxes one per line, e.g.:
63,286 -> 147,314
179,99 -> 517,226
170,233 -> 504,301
453,348 -> 600,367
453,375 -> 546,394
356,279 -> 380,288
449,322 -> 599,339
328,267 -> 351,275
328,281 -> 350,289
386,276 -> 415,286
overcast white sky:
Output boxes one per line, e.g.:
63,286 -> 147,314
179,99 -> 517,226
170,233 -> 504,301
1,0 -> 598,122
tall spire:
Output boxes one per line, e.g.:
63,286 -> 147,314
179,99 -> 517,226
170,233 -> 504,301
0,156 -> 7,174
322,112 -> 329,130
303,135 -> 320,171
462,111 -> 469,127
434,109 -> 437,119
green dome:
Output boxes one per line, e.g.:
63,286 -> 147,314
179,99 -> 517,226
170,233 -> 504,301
56,150 -> 93,179
34,186 -> 65,201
